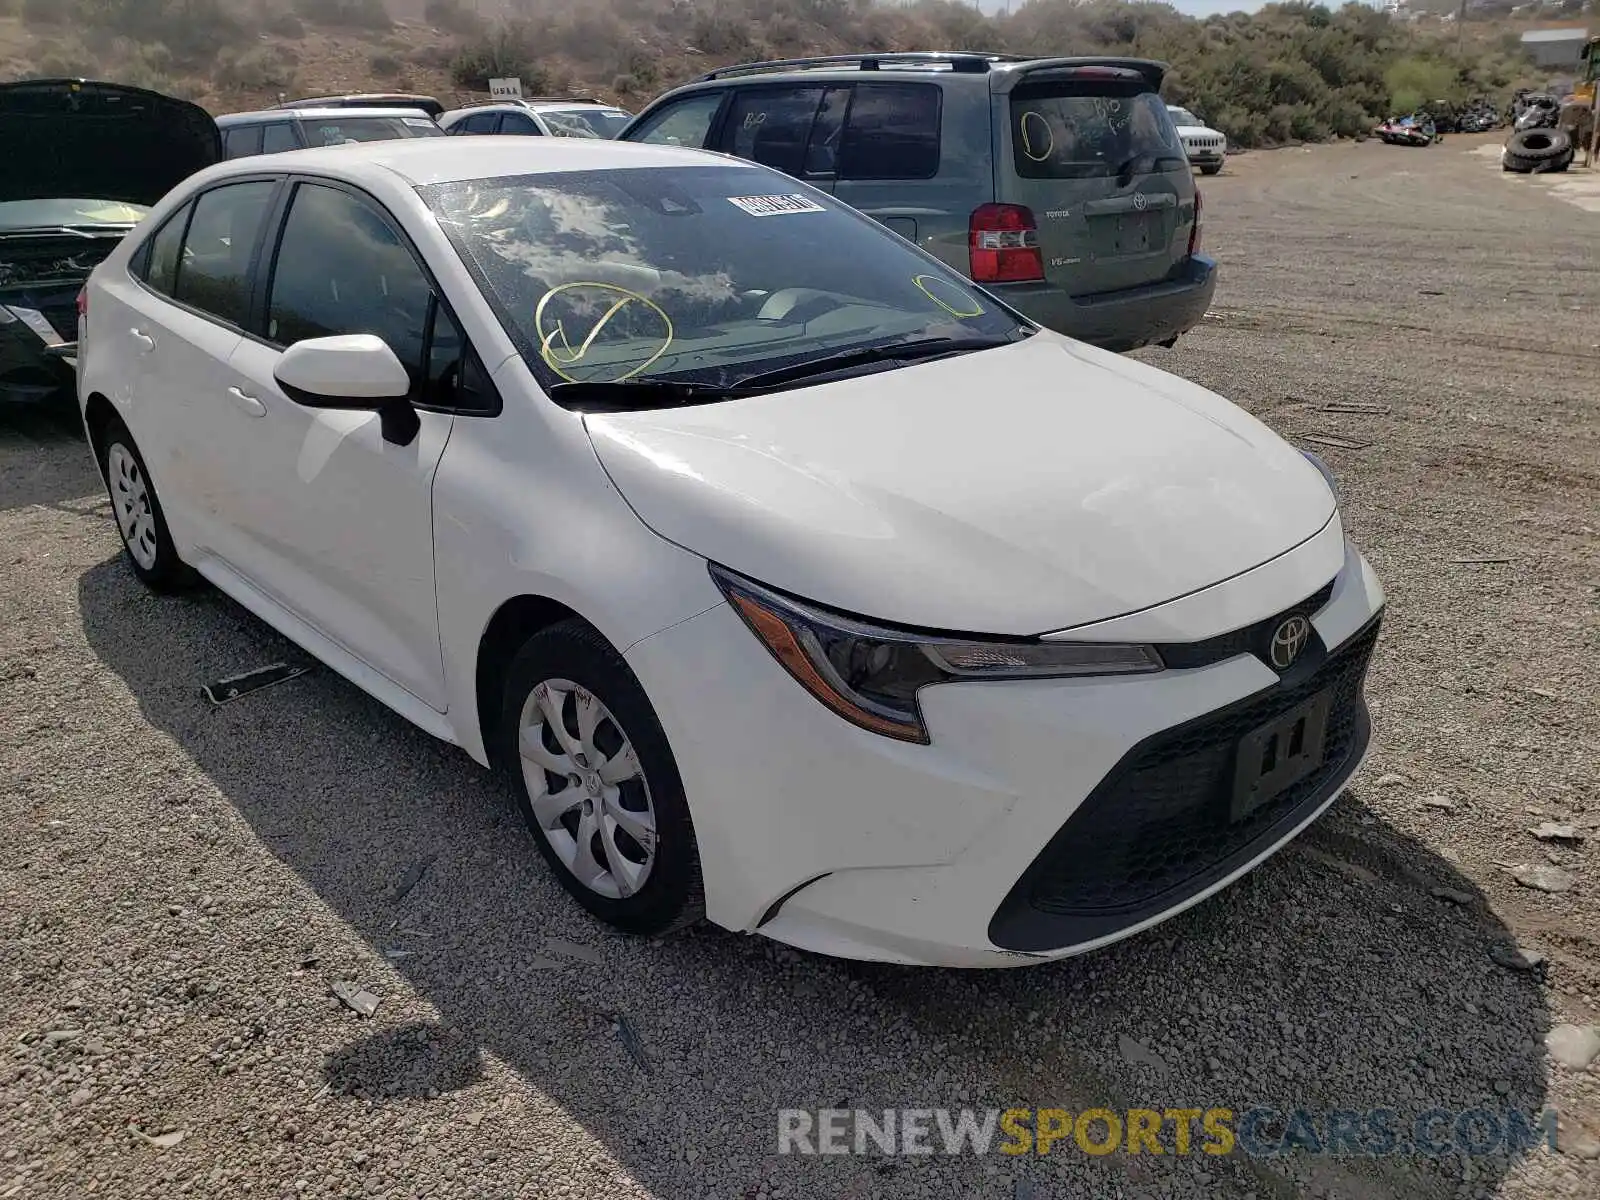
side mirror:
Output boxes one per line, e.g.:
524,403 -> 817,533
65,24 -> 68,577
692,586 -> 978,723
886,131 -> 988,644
273,334 -> 420,446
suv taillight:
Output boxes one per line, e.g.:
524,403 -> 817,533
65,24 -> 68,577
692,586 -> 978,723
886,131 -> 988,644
969,204 -> 1043,284
1188,189 -> 1203,257
76,287 -> 88,317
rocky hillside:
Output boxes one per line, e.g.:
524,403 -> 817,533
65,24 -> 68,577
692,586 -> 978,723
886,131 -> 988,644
0,0 -> 1548,147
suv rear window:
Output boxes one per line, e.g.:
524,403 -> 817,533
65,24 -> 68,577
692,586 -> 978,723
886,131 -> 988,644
1011,83 -> 1184,180
299,115 -> 441,147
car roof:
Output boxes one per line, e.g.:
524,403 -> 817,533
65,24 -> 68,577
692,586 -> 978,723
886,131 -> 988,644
218,107 -> 434,124
187,136 -> 735,188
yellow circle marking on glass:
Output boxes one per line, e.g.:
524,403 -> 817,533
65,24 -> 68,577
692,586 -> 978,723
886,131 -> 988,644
1019,110 -> 1053,163
533,282 -> 674,383
912,274 -> 984,319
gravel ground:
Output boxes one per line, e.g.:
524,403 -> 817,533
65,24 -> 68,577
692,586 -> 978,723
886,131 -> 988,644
2,135 -> 1597,1200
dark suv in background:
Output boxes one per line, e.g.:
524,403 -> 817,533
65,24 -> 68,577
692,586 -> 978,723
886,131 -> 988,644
619,52 -> 1214,352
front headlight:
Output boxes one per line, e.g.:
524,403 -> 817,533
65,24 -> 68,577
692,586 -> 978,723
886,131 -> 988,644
1302,450 -> 1341,505
711,565 -> 1163,744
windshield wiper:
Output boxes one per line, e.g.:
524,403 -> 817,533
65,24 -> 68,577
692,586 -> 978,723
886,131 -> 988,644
547,377 -> 740,411
728,333 -> 1025,392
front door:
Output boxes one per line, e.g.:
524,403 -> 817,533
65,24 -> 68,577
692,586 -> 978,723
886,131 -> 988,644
216,180 -> 454,710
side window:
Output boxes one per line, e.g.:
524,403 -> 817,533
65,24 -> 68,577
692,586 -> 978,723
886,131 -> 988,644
627,92 -> 723,148
170,181 -> 276,326
721,87 -> 826,177
499,112 -> 542,135
462,112 -> 501,134
136,202 -> 191,296
837,84 -> 941,180
423,305 -> 496,414
266,182 -> 493,412
802,86 -> 850,176
260,122 -> 299,154
222,126 -> 263,159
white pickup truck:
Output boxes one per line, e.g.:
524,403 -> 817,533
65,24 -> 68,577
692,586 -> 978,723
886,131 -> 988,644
1168,106 -> 1227,176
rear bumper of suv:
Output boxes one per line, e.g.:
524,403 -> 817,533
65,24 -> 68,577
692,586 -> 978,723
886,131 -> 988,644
993,253 -> 1216,353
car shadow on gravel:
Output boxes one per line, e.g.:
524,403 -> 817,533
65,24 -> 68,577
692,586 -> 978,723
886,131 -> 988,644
0,405 -> 98,513
77,557 -> 1554,1200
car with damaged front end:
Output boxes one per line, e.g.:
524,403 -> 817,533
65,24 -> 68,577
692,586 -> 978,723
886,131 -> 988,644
0,78 -> 219,409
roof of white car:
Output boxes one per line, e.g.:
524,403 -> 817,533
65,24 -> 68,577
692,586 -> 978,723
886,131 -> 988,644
204,137 -> 732,187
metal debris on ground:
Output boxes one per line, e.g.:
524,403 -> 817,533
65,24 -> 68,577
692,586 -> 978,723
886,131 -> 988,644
1317,401 -> 1391,414
1489,944 -> 1546,972
1529,822 -> 1584,843
1299,432 -> 1373,450
201,662 -> 309,706
1429,886 -> 1474,905
611,1012 -> 651,1074
390,853 -> 438,904
1452,557 -> 1513,565
544,938 -> 602,965
128,1127 -> 186,1149
331,981 -> 381,1017
1510,864 -> 1576,894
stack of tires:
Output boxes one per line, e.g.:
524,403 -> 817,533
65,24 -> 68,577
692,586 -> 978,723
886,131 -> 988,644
1502,128 -> 1574,174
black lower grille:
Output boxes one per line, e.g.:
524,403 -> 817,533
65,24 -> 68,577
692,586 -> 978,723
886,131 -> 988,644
989,615 -> 1381,952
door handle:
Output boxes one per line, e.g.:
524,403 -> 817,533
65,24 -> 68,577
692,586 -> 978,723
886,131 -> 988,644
130,328 -> 155,352
227,386 -> 266,417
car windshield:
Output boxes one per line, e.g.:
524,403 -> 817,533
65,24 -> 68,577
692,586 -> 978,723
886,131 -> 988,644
1168,108 -> 1199,127
422,164 -> 1028,394
1012,84 -> 1186,179
0,198 -> 149,230
540,107 -> 633,139
300,115 -> 441,146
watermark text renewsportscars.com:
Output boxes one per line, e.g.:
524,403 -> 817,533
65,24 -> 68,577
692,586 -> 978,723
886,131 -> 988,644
777,1107 -> 1559,1158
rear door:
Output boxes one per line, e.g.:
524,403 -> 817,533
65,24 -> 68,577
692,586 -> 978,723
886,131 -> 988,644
713,85 -> 838,189
998,66 -> 1192,297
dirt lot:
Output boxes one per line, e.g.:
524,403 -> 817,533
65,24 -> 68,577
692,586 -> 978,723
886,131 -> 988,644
2,135 -> 1598,1200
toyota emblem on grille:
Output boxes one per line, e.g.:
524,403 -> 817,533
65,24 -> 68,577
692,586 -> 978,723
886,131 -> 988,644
1270,616 -> 1311,670
1131,191 -> 1148,211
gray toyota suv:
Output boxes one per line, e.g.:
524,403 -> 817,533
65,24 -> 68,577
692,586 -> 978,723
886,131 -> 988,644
618,52 -> 1215,352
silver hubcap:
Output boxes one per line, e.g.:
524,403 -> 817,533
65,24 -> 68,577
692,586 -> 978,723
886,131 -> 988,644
107,443 -> 158,570
518,679 -> 656,900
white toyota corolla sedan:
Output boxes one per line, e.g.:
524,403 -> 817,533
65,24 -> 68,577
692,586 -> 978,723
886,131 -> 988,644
77,138 -> 1384,967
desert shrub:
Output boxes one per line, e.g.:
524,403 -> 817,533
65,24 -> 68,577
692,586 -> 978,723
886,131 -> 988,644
449,22 -> 551,91
424,0 -> 480,35
369,52 -> 403,78
1384,54 -> 1457,113
292,0 -> 391,31
261,10 -> 305,37
32,39 -> 99,77
214,44 -> 297,91
410,43 -> 454,69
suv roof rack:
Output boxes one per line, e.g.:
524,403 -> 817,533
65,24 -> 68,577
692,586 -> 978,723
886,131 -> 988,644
697,52 -> 1030,81
458,95 -> 602,108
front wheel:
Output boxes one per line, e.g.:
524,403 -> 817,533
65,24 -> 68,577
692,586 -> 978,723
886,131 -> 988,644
1200,163 -> 1222,176
497,619 -> 704,936
97,418 -> 195,591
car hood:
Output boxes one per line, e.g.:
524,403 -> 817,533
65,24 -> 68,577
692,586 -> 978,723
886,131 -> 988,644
585,334 -> 1338,635
0,79 -> 221,207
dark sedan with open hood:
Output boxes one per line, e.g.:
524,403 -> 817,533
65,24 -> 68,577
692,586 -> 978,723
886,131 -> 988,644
0,78 -> 220,407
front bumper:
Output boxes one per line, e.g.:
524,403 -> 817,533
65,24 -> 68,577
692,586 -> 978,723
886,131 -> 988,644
991,254 -> 1217,353
626,533 -> 1385,967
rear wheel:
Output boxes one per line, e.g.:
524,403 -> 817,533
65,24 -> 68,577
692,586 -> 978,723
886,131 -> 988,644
97,418 -> 195,591
497,619 -> 704,936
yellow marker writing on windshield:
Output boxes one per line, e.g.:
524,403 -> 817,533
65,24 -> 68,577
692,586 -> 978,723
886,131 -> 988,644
533,281 -> 674,383
913,274 -> 985,320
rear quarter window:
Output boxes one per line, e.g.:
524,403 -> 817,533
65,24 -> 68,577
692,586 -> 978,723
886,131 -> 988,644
1010,84 -> 1184,180
837,83 -> 941,181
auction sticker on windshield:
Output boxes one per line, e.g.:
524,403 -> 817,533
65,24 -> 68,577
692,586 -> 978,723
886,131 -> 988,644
727,194 -> 826,217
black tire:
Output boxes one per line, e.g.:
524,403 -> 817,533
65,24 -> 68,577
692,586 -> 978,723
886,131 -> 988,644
95,416 -> 196,592
496,618 -> 704,937
1506,129 -> 1571,161
1535,149 -> 1574,174
1502,151 -> 1536,173
1199,163 -> 1222,176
